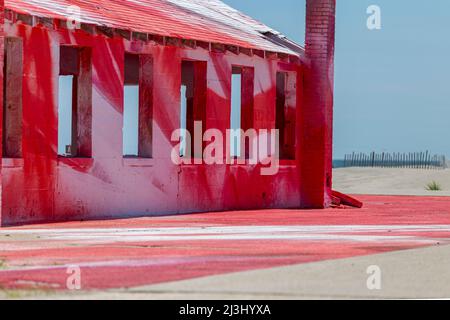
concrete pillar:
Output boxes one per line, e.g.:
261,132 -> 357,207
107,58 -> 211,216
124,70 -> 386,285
0,0 -> 4,224
300,0 -> 336,208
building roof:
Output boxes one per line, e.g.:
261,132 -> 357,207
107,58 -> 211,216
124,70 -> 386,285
5,0 -> 304,56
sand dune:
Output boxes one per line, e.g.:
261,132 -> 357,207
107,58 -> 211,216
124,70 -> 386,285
333,167 -> 450,196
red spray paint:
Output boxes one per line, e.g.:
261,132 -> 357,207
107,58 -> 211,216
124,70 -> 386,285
0,195 -> 448,290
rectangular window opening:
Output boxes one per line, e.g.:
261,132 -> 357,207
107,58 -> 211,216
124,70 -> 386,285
123,53 -> 153,159
58,46 -> 92,158
3,37 -> 23,158
276,71 -> 296,160
230,66 -> 254,159
180,60 -> 207,159
230,68 -> 242,158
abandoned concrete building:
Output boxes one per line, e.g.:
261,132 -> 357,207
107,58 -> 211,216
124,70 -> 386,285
0,0 -> 336,226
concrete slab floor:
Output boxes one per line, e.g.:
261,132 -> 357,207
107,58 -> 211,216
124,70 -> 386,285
40,244 -> 450,300
1,195 -> 450,299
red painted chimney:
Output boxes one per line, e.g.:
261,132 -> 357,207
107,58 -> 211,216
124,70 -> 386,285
300,0 -> 336,208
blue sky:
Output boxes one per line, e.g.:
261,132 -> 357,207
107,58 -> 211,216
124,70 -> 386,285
223,0 -> 450,158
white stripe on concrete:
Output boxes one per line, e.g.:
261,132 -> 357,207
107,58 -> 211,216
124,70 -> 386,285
1,225 -> 449,244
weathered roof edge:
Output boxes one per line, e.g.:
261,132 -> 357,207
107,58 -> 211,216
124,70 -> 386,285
164,0 -> 305,55
3,2 -> 305,62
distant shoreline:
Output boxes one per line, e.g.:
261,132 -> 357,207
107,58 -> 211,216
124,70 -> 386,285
333,159 -> 346,168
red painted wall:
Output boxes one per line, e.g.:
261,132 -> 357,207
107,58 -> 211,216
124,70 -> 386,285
0,0 -> 335,226
301,0 -> 336,208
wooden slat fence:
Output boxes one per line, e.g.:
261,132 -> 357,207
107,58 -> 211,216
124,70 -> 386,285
343,152 -> 447,169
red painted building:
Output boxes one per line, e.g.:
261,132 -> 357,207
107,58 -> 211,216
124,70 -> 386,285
0,0 -> 336,226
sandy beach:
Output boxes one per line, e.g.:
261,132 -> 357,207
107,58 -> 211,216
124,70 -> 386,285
333,167 -> 450,196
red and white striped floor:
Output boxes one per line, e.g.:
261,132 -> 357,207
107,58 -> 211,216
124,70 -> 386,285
1,195 -> 449,291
